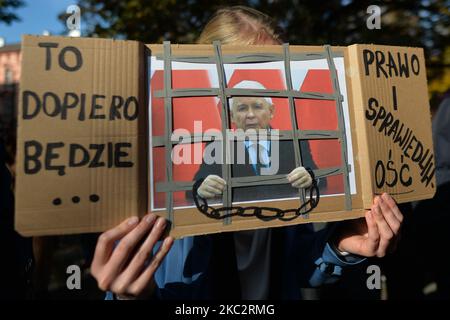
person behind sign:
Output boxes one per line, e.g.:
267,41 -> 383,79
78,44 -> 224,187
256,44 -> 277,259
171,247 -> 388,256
90,5 -> 404,300
0,138 -> 33,299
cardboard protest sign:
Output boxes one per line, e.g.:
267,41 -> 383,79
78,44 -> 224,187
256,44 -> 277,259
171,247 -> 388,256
15,36 -> 435,238
15,36 -> 147,236
348,45 -> 435,204
147,43 -> 361,238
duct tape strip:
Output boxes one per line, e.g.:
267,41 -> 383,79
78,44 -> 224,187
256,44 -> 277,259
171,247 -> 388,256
214,41 -> 233,225
154,88 -> 337,100
283,43 -> 307,215
154,51 -> 344,64
151,130 -> 340,147
324,45 -> 352,211
163,41 -> 174,227
155,166 -> 344,193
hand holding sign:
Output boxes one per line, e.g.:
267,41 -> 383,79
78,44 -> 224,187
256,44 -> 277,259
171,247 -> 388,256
333,193 -> 403,258
91,214 -> 174,298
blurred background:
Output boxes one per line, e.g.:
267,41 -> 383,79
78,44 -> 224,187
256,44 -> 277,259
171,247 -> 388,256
0,0 -> 449,300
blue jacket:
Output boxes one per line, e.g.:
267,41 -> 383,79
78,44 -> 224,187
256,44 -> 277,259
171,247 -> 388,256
144,223 -> 364,300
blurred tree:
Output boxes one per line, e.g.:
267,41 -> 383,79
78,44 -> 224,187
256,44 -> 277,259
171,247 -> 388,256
60,0 -> 449,90
59,0 -> 238,43
0,0 -> 24,25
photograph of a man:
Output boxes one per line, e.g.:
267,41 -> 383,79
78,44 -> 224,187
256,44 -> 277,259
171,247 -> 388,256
190,80 -> 326,204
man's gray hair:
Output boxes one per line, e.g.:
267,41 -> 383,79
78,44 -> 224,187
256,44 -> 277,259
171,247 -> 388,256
228,80 -> 273,110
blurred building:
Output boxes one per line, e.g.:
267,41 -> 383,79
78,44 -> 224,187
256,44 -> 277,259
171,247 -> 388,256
0,39 -> 21,164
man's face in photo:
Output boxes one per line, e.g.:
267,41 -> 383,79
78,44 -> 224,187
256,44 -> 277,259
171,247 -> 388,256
230,97 -> 274,131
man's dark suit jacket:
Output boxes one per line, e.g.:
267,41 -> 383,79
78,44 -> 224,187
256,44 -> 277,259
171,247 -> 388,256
188,139 -> 325,203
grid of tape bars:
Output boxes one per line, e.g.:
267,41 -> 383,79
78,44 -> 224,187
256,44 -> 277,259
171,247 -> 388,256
153,41 -> 352,227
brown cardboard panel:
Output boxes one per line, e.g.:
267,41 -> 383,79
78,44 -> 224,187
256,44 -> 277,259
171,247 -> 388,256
15,35 -> 147,236
348,44 -> 436,205
146,43 -> 366,238
15,39 -> 435,238
167,195 -> 366,239
345,47 -> 374,208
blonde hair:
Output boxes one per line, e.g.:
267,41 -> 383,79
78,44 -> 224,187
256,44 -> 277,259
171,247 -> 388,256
197,6 -> 283,45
